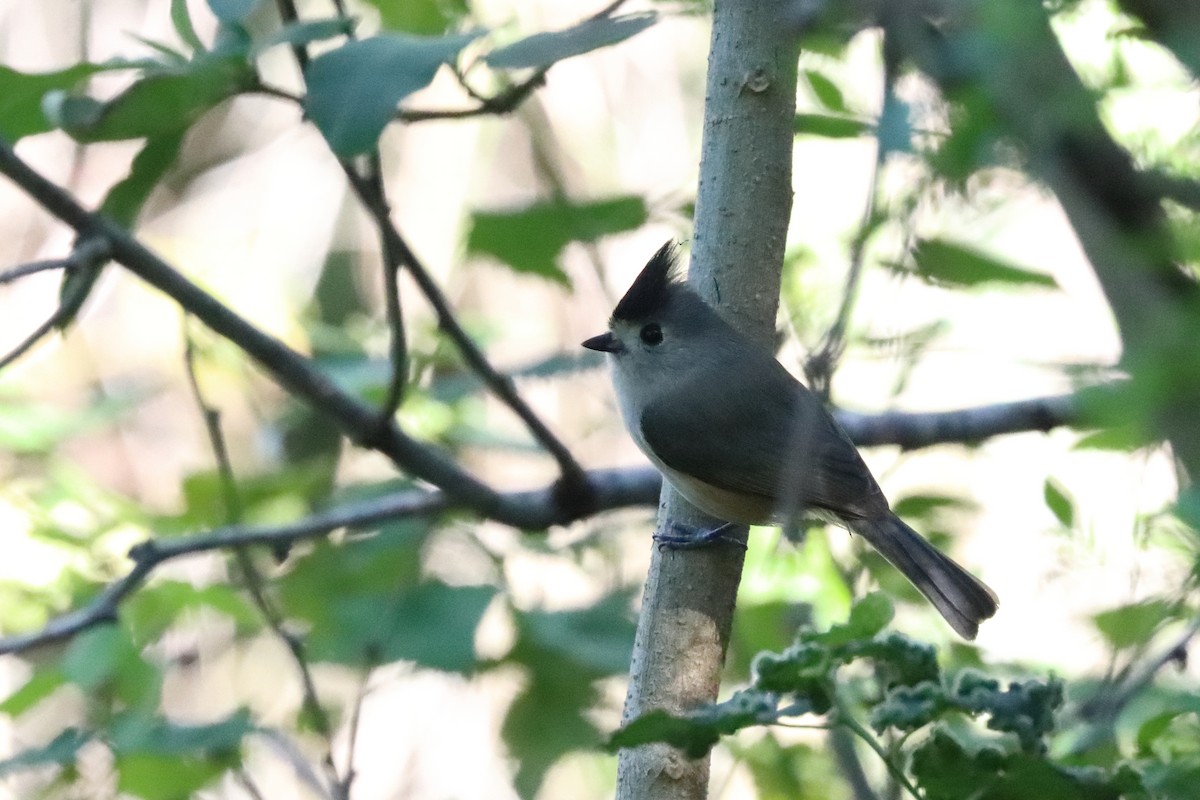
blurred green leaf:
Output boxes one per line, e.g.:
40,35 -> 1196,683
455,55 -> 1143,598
730,600 -> 808,681
731,734 -> 851,800
486,12 -> 657,70
0,669 -> 66,717
878,91 -> 912,155
207,0 -> 260,24
812,592 -> 894,648
1044,478 -> 1076,528
1093,598 -> 1176,651
503,593 -> 636,795
608,708 -> 722,758
503,668 -> 601,798
803,69 -> 846,113
44,57 -> 255,142
468,195 -> 647,285
1072,424 -> 1148,451
100,130 -> 185,228
609,690 -> 779,759
308,581 -> 495,670
0,392 -> 139,453
914,725 -> 1144,800
906,239 -> 1058,289
110,709 -> 253,756
252,18 -> 355,54
514,593 -> 635,677
117,753 -> 228,800
171,0 -> 206,53
0,64 -> 104,142
305,32 -> 480,156
893,493 -> 976,525
846,592 -> 894,638
60,625 -> 161,712
0,728 -> 92,776
178,462 -> 335,528
278,523 -> 428,622
361,0 -> 469,34
124,581 -> 260,646
793,113 -> 870,138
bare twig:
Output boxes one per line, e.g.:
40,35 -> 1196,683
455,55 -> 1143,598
1081,615 -> 1200,729
837,391 -> 1081,449
340,168 -> 590,496
834,700 -> 922,800
234,769 -> 268,800
272,0 -> 309,72
337,665 -> 373,799
268,0 -> 411,437
0,137 -> 538,520
829,726 -> 882,800
396,71 -> 549,122
0,258 -> 70,285
0,237 -> 111,371
804,49 -> 891,401
342,157 -> 409,425
183,323 -> 342,792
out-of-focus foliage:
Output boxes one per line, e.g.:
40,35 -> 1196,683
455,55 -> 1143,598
1,0 -> 1199,798
613,594 -> 1173,799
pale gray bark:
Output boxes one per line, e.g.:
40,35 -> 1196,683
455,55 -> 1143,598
615,2 -> 801,798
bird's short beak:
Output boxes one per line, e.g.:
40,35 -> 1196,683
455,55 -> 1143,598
582,332 -> 623,354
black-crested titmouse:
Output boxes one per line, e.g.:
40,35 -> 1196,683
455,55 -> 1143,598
583,242 -> 998,639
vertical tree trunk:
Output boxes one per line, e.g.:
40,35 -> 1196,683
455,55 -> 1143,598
615,2 -> 800,798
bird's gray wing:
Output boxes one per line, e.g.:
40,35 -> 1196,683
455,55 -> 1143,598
639,361 -> 888,519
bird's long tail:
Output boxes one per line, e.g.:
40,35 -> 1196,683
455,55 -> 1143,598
850,514 -> 998,640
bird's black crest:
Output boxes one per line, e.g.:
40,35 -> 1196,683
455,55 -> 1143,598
611,241 -> 681,322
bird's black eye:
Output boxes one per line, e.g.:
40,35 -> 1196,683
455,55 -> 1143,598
639,323 -> 663,346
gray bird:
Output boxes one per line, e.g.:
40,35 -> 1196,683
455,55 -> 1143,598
583,242 -> 998,639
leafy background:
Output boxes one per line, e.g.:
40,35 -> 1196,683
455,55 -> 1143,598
0,0 -> 1197,798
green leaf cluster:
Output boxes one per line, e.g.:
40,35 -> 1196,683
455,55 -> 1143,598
613,594 -> 1153,799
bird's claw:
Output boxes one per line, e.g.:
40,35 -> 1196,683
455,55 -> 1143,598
653,521 -> 745,550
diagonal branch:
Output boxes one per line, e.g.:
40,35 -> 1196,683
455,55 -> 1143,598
837,391 -> 1081,449
340,168 -> 591,497
0,237 -> 111,371
0,137 -> 527,518
0,258 -> 72,285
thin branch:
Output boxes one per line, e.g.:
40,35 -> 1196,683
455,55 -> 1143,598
804,42 -> 892,401
0,258 -> 70,285
344,156 -> 409,425
183,323 -> 342,791
268,1 -> 411,442
0,465 -> 662,656
234,769 -> 268,800
396,70 -> 549,122
0,237 -> 111,371
1080,615 -> 1200,729
182,325 -> 243,522
836,391 -> 1081,450
830,725 -> 882,800
340,168 -> 590,495
0,138 -> 542,521
272,0 -> 309,72
337,665 -> 373,799
834,704 -> 922,800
